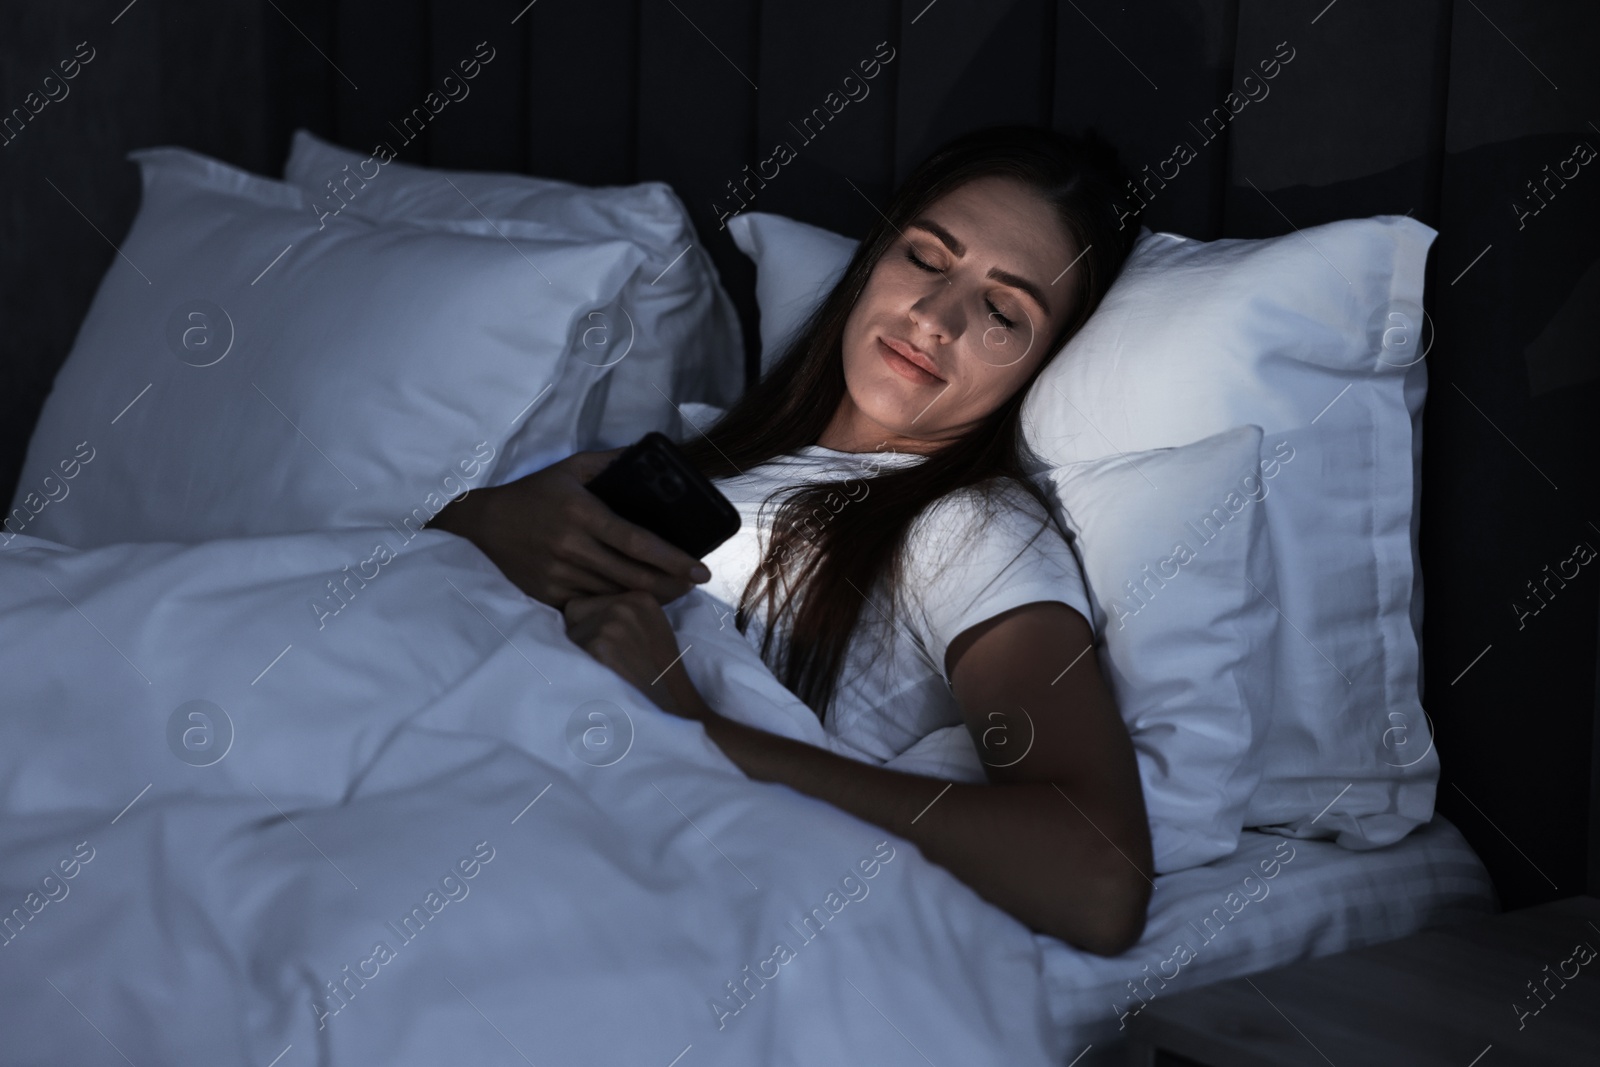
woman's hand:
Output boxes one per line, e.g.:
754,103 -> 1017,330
428,448 -> 712,611
563,590 -> 712,721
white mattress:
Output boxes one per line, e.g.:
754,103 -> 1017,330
1041,812 -> 1498,1062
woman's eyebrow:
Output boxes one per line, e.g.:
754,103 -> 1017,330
907,216 -> 1053,319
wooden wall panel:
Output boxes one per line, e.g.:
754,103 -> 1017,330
426,0 -> 531,172
893,0 -> 1054,185
1423,0 -> 1600,905
637,0 -> 762,381
1051,0 -> 1239,240
0,2 -> 175,500
1222,0 -> 1453,235
752,0 -> 900,237
262,0 -> 338,169
156,0 -> 275,175
334,0 -> 431,163
523,0 -> 640,185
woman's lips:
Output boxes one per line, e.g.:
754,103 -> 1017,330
878,337 -> 943,384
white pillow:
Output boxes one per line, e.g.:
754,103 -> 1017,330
283,129 -> 746,481
726,212 -> 855,377
1042,425 -> 1275,874
1019,220 -> 1437,849
8,147 -> 646,548
727,209 -> 1438,852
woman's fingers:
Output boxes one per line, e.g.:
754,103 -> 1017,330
563,589 -> 655,649
583,503 -> 709,588
553,511 -> 694,603
577,537 -> 699,603
542,558 -> 627,606
562,447 -> 710,584
559,446 -> 627,483
470,445 -> 713,610
560,590 -> 608,629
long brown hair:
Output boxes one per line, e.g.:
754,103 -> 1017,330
681,125 -> 1137,723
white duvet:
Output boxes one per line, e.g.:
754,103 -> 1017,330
0,527 -> 1064,1065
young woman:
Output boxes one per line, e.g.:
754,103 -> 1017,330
432,125 -> 1152,957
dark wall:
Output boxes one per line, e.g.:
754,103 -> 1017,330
1,0 -> 1595,908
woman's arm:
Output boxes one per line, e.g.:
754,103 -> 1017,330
426,449 -> 711,609
566,590 -> 1153,956
689,600 -> 1152,956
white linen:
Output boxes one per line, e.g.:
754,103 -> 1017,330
8,146 -> 645,549
699,444 -> 1095,766
283,128 -> 747,473
1039,426 -> 1278,874
726,211 -> 855,376
1018,220 -> 1438,850
1046,813 -> 1497,1064
0,528 -> 1065,1065
0,524 -> 1494,1066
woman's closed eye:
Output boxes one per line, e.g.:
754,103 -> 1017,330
903,246 -> 1019,330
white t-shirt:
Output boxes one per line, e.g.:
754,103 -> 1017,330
698,444 -> 1095,765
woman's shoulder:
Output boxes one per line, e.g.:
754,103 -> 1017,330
916,473 -> 1055,531
899,473 -> 1094,654
907,474 -> 1067,568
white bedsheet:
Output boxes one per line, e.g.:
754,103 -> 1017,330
1049,813 -> 1498,1063
0,527 -> 1496,1065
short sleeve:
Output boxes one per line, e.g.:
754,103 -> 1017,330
902,481 -> 1095,684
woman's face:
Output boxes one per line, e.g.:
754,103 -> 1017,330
821,175 -> 1079,455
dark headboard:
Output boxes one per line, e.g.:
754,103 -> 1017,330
2,0 -> 1595,907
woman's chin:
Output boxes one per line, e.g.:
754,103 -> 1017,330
838,369 -> 953,445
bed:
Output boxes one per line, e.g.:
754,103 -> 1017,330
10,2 -> 1591,1060
0,123 -> 1504,1064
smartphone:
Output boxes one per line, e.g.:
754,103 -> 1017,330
583,431 -> 741,560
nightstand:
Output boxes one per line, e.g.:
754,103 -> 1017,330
1124,895 -> 1600,1065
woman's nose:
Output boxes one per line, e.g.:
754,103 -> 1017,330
910,284 -> 963,340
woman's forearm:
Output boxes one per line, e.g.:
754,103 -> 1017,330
694,705 -> 1149,955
